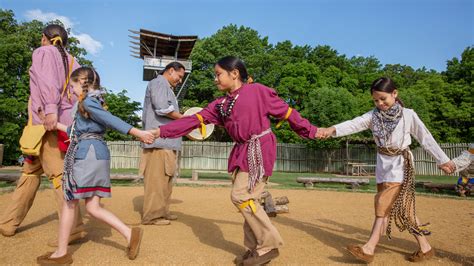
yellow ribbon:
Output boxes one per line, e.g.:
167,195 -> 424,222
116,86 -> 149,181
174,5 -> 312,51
51,175 -> 62,189
50,36 -> 63,45
60,56 -> 75,102
239,199 -> 257,214
276,107 -> 293,129
195,113 -> 206,139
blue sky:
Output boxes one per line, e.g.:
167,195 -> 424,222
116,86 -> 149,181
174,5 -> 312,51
1,0 -> 473,105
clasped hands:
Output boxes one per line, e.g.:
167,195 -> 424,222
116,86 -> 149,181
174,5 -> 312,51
135,128 -> 161,144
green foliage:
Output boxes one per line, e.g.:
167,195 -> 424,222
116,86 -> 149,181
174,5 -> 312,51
186,24 -> 473,147
103,89 -> 141,141
1,10 -> 472,164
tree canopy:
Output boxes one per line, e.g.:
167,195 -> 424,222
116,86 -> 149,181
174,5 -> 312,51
0,11 -> 472,165
185,24 -> 472,145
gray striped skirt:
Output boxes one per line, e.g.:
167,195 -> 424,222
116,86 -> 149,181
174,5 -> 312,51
71,144 -> 111,199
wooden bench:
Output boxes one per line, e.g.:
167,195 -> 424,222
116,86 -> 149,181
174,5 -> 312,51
296,177 -> 370,189
191,170 -> 229,181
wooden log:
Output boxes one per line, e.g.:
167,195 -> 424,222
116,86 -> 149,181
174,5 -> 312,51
297,177 -> 370,185
0,173 -> 20,182
274,196 -> 289,205
274,204 -> 289,214
422,183 -> 456,191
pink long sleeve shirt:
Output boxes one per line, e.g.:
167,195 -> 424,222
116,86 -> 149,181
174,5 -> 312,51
160,83 -> 318,176
29,45 -> 80,126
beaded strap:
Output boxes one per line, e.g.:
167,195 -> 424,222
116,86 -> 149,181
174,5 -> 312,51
247,128 -> 272,191
378,147 -> 423,238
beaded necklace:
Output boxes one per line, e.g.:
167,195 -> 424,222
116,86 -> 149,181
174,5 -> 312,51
216,94 -> 239,120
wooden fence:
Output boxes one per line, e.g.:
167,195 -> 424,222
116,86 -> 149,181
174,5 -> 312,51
107,141 -> 470,176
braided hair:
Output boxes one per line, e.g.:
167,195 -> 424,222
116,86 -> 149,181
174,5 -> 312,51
70,67 -> 103,119
43,24 -> 69,79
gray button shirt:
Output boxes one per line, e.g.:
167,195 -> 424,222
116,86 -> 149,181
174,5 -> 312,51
141,75 -> 182,151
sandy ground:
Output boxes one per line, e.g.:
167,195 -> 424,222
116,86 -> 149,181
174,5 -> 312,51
0,185 -> 472,265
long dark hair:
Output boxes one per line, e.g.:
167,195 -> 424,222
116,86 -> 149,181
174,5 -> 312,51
216,56 -> 250,83
370,77 -> 404,106
43,24 -> 69,79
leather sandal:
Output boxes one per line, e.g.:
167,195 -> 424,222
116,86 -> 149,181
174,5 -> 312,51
347,245 -> 374,263
37,252 -> 73,265
408,248 -> 435,262
233,249 -> 254,265
127,227 -> 143,260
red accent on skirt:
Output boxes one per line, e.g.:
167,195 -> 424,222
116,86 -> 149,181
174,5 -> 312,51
74,187 -> 111,193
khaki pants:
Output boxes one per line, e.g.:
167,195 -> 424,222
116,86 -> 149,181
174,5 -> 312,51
231,171 -> 283,252
0,131 -> 83,234
140,148 -> 176,223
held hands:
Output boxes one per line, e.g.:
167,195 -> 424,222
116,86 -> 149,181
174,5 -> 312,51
438,160 -> 456,174
130,128 -> 160,144
316,127 -> 336,139
134,129 -> 154,144
44,113 -> 58,131
148,128 -> 160,139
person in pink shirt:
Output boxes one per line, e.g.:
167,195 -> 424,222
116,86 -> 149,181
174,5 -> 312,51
151,56 -> 319,265
0,24 -> 85,246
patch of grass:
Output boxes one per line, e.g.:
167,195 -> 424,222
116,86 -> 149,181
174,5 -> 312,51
0,181 -> 16,188
110,168 -> 138,174
0,168 -> 466,199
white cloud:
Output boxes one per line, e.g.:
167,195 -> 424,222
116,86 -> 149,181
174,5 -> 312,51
74,33 -> 103,55
24,9 -> 103,55
25,9 -> 75,30
109,41 -> 115,47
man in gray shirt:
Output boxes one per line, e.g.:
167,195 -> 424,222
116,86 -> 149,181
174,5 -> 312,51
140,62 -> 185,225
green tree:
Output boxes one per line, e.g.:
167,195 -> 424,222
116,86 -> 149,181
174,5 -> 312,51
103,89 -> 142,141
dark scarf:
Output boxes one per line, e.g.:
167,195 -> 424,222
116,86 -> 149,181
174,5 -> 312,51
371,102 -> 402,145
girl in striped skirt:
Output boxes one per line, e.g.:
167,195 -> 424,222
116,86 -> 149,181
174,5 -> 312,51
37,67 -> 154,264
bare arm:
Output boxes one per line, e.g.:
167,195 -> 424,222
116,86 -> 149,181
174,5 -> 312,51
56,122 -> 68,133
165,111 -> 183,120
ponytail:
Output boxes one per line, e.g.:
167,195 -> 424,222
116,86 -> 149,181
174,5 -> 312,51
43,24 -> 69,79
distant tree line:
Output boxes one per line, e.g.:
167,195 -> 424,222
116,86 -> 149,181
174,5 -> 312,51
0,10 -> 472,165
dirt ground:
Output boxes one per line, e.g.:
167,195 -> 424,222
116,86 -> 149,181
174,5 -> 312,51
0,185 -> 472,265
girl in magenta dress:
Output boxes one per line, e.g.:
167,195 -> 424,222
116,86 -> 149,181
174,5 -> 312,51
153,56 -> 318,265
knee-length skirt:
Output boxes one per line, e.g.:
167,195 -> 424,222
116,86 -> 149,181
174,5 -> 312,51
71,145 -> 111,199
